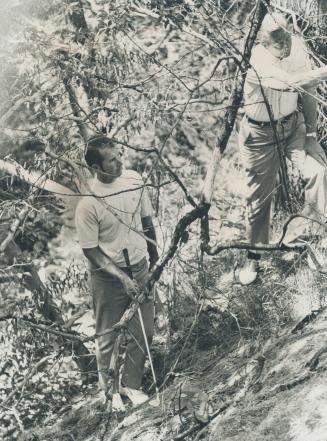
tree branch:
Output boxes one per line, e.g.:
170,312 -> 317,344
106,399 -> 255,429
0,159 -> 76,200
206,214 -> 325,256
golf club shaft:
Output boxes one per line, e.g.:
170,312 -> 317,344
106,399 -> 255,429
122,248 -> 159,395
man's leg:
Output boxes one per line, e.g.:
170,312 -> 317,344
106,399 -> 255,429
90,270 -> 130,391
239,119 -> 281,245
238,118 -> 280,283
284,113 -> 327,242
239,118 -> 279,285
121,258 -> 154,389
302,152 -> 327,233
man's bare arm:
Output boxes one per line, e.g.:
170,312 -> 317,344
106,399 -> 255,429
141,216 -> 159,269
249,65 -> 327,91
83,247 -> 140,296
292,67 -> 327,90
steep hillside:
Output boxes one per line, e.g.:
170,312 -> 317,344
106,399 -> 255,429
21,297 -> 327,441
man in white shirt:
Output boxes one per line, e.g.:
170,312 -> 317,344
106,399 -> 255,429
238,13 -> 327,285
75,136 -> 159,407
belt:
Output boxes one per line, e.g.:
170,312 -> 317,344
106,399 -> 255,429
246,112 -> 295,127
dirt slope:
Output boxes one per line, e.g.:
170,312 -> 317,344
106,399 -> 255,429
208,310 -> 327,441
23,302 -> 327,441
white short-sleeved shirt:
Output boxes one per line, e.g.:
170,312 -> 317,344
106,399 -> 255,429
75,169 -> 153,266
244,36 -> 311,121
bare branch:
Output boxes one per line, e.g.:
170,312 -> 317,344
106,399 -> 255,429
0,159 -> 76,199
149,203 -> 210,285
0,206 -> 29,253
110,116 -> 134,138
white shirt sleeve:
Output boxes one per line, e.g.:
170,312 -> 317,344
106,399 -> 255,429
75,198 -> 100,249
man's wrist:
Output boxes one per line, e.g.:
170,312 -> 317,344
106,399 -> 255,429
306,132 -> 317,139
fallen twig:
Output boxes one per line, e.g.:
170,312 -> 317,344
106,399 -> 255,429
306,345 -> 327,370
205,213 -> 326,257
291,309 -> 322,334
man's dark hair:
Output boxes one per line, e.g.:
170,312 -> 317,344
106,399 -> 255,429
84,136 -> 115,167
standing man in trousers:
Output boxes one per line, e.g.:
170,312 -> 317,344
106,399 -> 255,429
238,12 -> 327,285
75,136 -> 159,408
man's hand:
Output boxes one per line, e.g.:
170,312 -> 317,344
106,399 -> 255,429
305,136 -> 327,167
122,275 -> 152,300
292,66 -> 327,90
122,276 -> 141,299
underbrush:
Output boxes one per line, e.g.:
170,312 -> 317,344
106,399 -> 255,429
148,246 -> 297,390
0,260 -> 94,440
0,318 -> 89,440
